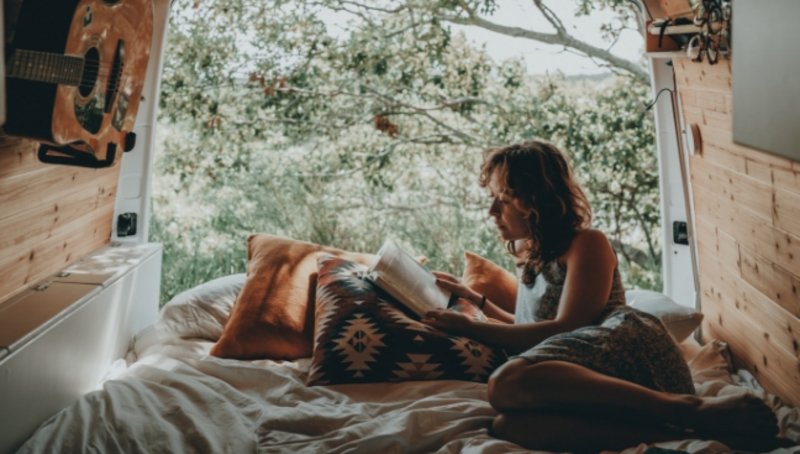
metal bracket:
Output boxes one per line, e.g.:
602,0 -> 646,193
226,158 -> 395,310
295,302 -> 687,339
38,142 -> 116,168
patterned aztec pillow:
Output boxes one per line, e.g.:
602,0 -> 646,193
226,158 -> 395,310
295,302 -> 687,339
307,254 -> 508,386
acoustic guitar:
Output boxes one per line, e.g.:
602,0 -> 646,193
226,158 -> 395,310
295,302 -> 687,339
5,0 -> 154,168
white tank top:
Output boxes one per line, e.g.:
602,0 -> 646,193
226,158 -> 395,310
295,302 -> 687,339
513,273 -> 548,324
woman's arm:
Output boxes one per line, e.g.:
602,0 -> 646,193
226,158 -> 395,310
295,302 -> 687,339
481,298 -> 515,324
422,311 -> 578,353
425,229 -> 617,352
433,272 -> 514,323
553,229 -> 617,328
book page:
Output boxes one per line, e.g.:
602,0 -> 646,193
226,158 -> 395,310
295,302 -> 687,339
372,240 -> 450,316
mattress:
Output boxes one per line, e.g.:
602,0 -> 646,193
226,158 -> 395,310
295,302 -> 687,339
18,274 -> 800,453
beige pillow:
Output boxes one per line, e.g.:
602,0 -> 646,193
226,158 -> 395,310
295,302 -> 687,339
461,251 -> 518,313
210,234 -> 373,360
626,289 -> 704,342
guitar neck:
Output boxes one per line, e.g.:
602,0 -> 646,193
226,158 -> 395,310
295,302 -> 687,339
7,49 -> 84,86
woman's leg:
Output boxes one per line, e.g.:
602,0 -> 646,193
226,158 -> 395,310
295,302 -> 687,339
491,410 -> 686,454
488,359 -> 779,439
491,410 -> 793,454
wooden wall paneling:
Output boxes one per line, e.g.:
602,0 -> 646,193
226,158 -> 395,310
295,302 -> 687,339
0,171 -> 118,253
0,137 -> 41,180
692,164 -> 800,340
685,113 -> 798,174
0,205 -> 114,302
695,183 -> 800,290
0,136 -> 120,304
676,55 -> 800,406
675,86 -> 732,114
700,143 -> 746,174
697,233 -> 800,360
702,312 -> 800,407
738,244 -> 800,318
690,155 -> 773,222
694,218 -> 739,275
0,160 -> 114,218
691,139 -> 774,194
692,185 -> 763,257
745,158 -> 773,184
698,249 -> 800,406
697,123 -> 794,170
681,105 -> 730,131
674,58 -> 732,93
690,158 -> 773,227
773,166 -> 800,194
774,188 -> 800,234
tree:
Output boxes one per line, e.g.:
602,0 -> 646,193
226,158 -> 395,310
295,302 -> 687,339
152,0 -> 661,304
316,0 -> 648,82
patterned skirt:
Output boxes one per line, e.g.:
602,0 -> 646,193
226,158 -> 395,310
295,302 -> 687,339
516,306 -> 695,394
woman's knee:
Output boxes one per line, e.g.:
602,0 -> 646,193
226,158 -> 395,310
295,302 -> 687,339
488,359 -> 571,411
487,359 -> 530,411
490,414 -> 511,439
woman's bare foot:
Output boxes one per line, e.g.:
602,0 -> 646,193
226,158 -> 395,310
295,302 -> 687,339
683,393 -> 779,438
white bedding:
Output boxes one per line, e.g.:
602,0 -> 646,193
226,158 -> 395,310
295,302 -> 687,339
19,275 -> 800,453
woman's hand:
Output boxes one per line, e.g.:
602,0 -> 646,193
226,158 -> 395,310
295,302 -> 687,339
421,306 -> 475,336
432,271 -> 482,305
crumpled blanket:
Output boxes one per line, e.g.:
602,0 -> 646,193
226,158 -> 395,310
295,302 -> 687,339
18,274 -> 800,453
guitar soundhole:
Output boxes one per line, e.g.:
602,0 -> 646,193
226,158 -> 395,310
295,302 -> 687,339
79,47 -> 100,98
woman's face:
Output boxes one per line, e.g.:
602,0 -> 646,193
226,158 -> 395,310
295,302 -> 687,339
487,171 -> 531,241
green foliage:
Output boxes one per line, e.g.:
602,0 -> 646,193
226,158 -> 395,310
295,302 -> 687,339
151,0 -> 661,305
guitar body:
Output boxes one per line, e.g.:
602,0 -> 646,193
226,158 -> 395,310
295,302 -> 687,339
6,0 -> 153,165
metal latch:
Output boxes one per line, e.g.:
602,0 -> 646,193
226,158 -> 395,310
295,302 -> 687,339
673,221 -> 689,245
117,212 -> 138,237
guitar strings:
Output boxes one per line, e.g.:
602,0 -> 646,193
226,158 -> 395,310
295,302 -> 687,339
10,50 -> 134,92
12,62 -> 129,92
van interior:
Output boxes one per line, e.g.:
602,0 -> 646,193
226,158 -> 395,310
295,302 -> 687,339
1,0 -> 798,452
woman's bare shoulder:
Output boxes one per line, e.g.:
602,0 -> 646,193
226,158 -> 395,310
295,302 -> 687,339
563,229 -> 616,266
573,228 -> 612,246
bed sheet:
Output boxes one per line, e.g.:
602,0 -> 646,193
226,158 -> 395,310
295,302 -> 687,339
18,275 -> 800,453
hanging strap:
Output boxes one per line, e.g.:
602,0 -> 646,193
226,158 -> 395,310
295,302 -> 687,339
38,142 -> 117,168
657,18 -> 671,49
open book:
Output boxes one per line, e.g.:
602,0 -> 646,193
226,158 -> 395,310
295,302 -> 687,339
369,239 -> 451,317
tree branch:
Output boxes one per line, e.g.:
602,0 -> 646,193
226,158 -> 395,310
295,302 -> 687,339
608,239 -> 651,269
532,0 -> 567,35
627,191 -> 660,268
332,0 -> 406,15
359,84 -> 487,146
435,12 -> 648,83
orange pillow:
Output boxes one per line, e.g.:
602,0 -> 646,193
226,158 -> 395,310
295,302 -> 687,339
461,251 -> 518,313
211,234 -> 374,360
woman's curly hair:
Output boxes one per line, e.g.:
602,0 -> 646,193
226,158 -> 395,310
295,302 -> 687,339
479,140 -> 592,285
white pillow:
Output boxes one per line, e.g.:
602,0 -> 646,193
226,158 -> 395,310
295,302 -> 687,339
626,289 -> 703,342
158,274 -> 245,341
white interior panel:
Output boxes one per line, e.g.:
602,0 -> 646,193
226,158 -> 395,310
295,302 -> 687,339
0,243 -> 162,453
649,58 -> 695,308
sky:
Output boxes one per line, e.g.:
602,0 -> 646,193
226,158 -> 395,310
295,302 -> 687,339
320,1 -> 645,77
448,1 -> 644,76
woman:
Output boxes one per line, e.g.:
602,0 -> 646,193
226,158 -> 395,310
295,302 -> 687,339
422,140 -> 782,452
